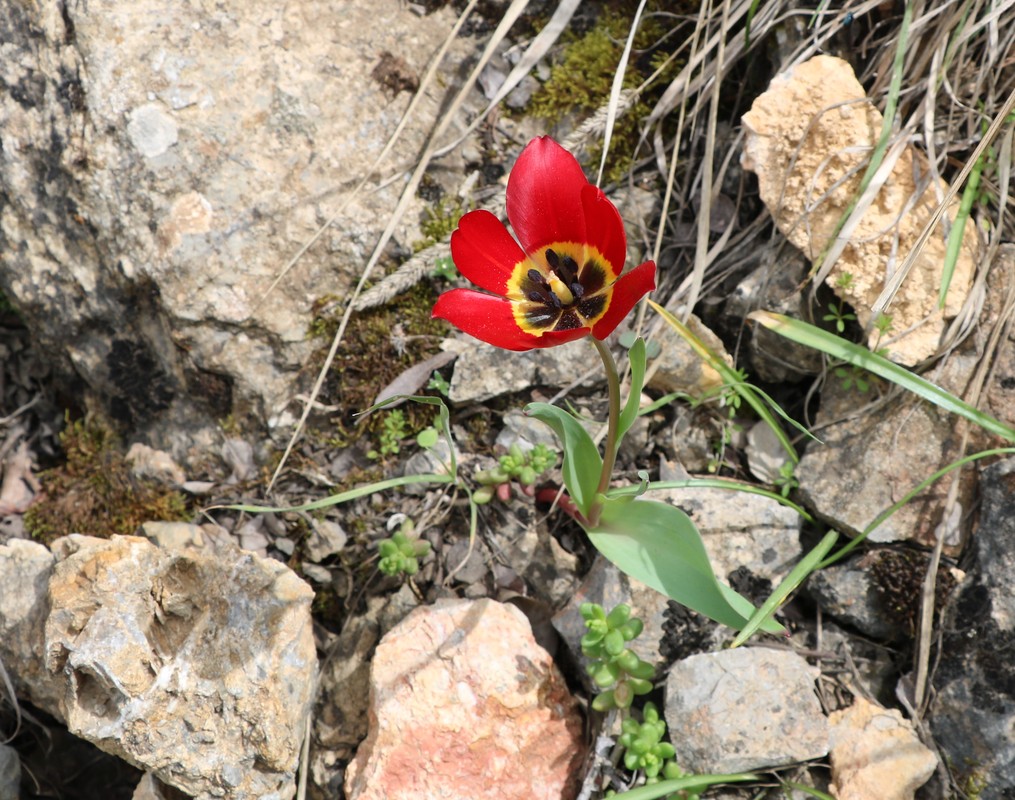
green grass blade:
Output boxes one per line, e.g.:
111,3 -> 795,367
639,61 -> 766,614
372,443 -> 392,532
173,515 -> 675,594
820,446 -> 1015,568
220,472 -> 454,514
610,773 -> 759,800
782,782 -> 837,800
939,152 -> 983,308
751,311 -> 1015,441
810,2 -> 911,281
730,529 -> 838,647
744,0 -> 763,46
651,300 -> 799,462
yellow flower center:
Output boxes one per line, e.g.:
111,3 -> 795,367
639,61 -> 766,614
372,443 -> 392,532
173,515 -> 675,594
506,244 -> 618,336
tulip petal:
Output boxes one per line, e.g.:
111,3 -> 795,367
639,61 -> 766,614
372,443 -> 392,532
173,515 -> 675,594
507,137 -> 588,254
450,210 -> 527,295
433,289 -> 544,351
591,261 -> 657,340
580,184 -> 627,280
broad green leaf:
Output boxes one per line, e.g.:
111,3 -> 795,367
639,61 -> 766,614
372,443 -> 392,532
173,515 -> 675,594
611,772 -> 759,800
750,311 -> 1015,441
617,337 -> 647,443
525,402 -> 602,517
730,529 -> 838,647
589,496 -> 784,633
609,478 -> 814,523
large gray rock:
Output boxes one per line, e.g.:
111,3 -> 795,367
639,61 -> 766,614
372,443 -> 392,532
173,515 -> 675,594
664,646 -> 828,773
931,457 -> 1015,796
0,2 -> 469,455
0,534 -> 317,800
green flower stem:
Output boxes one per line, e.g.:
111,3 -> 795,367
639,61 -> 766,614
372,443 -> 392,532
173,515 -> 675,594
588,337 -> 622,527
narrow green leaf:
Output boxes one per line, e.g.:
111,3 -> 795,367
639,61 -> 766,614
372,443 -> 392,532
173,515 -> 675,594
939,152 -> 984,308
617,337 -> 647,443
730,529 -> 838,648
782,782 -> 837,800
525,402 -> 603,517
750,311 -> 1015,441
650,301 -> 799,463
611,773 -> 759,800
820,445 -> 1015,568
589,497 -> 784,632
220,472 -> 453,514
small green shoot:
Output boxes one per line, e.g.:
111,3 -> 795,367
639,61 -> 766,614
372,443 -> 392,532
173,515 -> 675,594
773,462 -> 799,498
367,409 -> 408,460
427,370 -> 451,396
581,603 -> 655,711
619,702 -> 676,780
431,255 -> 458,282
822,302 -> 857,333
377,519 -> 431,577
834,363 -> 871,393
834,271 -> 855,290
472,443 -> 557,504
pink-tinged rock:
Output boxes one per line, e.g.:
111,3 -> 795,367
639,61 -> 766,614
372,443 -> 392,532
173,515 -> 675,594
345,598 -> 585,800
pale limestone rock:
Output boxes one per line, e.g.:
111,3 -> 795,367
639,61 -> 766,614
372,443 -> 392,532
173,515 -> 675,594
442,337 -> 596,404
345,598 -> 585,800
829,697 -> 937,800
665,647 -> 828,773
44,534 -> 317,800
0,2 -> 475,455
646,312 -> 731,397
742,55 -> 977,364
0,539 -> 62,713
125,443 -> 186,486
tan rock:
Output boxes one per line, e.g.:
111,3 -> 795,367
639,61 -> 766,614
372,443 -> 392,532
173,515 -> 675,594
647,312 -> 730,397
345,598 -> 585,800
829,696 -> 937,800
742,55 -> 977,364
44,534 -> 317,800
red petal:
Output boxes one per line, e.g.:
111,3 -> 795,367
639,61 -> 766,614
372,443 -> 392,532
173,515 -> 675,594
450,210 -> 527,295
591,261 -> 657,340
580,184 -> 627,279
433,289 -> 543,351
507,137 -> 589,254
529,327 -> 592,349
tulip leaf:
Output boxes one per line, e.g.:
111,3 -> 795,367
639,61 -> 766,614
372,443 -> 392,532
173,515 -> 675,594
525,402 -> 602,517
588,496 -> 785,633
617,337 -> 647,443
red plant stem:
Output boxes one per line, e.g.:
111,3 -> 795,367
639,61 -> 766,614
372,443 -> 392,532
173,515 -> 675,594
587,338 -> 622,528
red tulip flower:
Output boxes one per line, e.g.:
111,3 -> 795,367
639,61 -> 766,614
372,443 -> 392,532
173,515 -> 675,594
432,137 -> 656,351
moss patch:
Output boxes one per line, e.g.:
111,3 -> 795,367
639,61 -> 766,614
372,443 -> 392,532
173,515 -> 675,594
25,416 -> 189,543
526,5 -> 683,183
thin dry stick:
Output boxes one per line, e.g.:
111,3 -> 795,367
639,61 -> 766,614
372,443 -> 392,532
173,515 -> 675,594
683,0 -> 730,324
268,0 -> 532,492
596,0 -> 649,187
